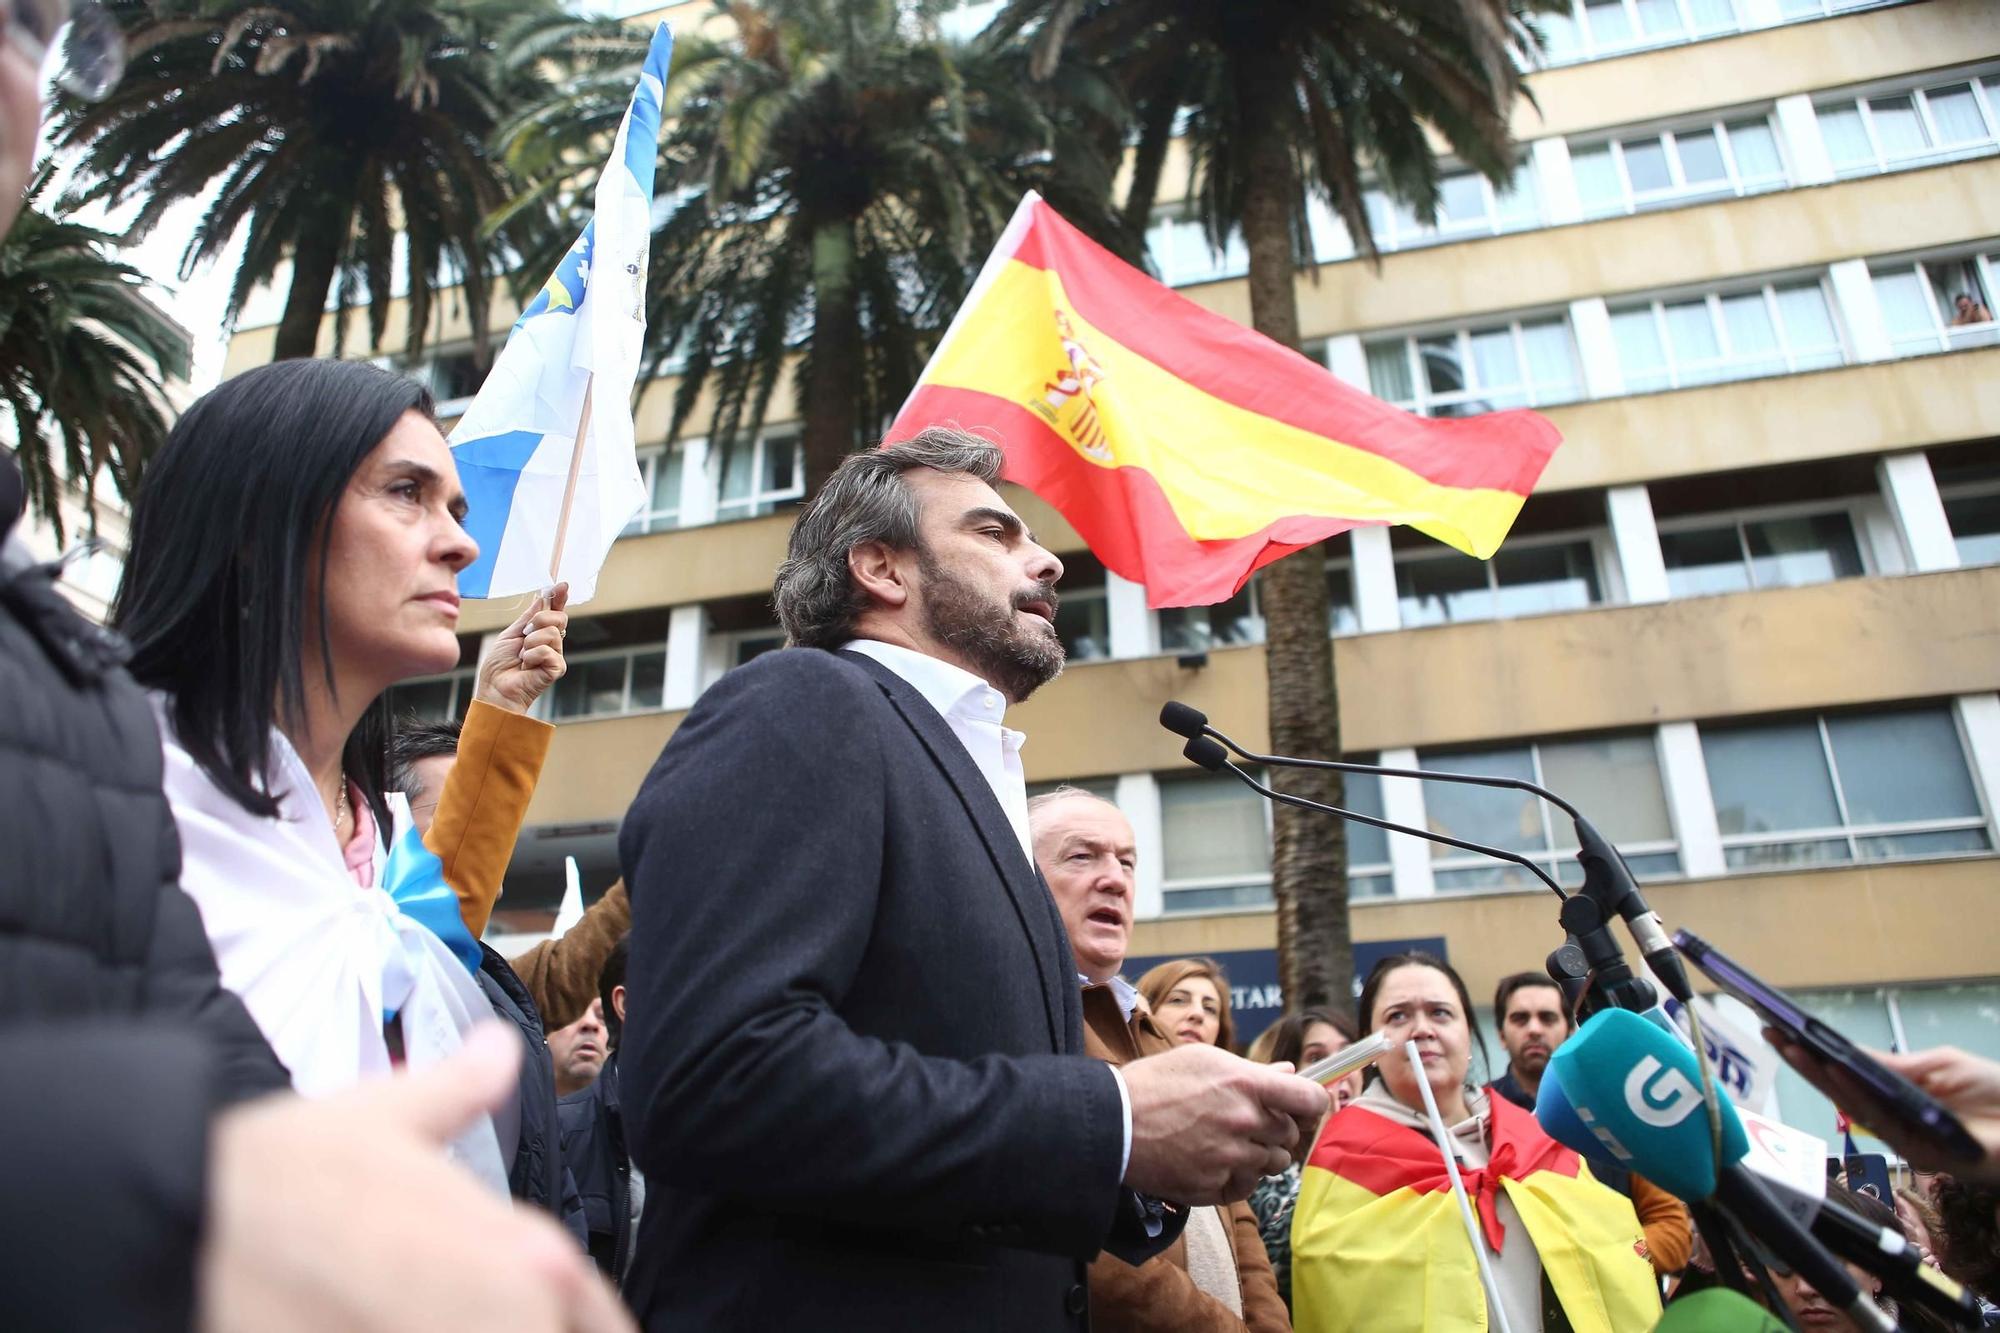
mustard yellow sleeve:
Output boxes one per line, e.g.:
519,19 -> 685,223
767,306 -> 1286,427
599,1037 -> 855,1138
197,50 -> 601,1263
423,699 -> 552,940
1631,1173 -> 1693,1276
508,879 -> 632,1030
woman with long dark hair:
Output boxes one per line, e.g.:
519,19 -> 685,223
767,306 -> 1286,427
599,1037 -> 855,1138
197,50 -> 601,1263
116,359 -> 567,1182
1290,952 -> 1661,1333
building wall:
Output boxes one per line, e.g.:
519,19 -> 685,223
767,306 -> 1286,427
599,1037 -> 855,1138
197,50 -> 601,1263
221,0 -> 2000,1023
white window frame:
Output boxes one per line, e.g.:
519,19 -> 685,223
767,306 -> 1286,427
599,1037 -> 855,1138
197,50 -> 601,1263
1777,0 -> 1902,15
1358,163 -> 1542,254
1571,112 -> 1789,219
1706,710 -> 1995,868
1157,765 -> 1392,913
699,626 -> 787,690
1392,527 -> 1618,627
1938,475 -> 2000,569
1816,71 -> 2000,179
386,667 -> 477,722
1144,208 -> 1249,288
624,443 -> 686,536
1422,733 -> 1683,891
1654,496 -> 1880,595
1157,578 -> 1267,654
547,644 -> 671,723
1607,275 -> 1847,393
1869,248 -> 2000,358
713,433 -> 805,523
1533,0 -> 1742,68
1054,583 -> 1113,664
1366,314 -> 1586,417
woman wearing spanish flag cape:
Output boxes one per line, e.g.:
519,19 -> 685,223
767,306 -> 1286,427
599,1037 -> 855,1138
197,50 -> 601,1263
1292,952 -> 1662,1332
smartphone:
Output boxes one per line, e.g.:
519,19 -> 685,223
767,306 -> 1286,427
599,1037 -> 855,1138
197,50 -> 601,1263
1673,929 -> 1982,1164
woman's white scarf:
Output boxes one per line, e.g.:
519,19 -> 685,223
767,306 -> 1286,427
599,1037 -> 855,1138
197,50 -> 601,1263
154,697 -> 506,1192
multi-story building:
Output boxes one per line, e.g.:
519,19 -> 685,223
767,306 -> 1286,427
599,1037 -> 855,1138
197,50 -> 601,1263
219,0 -> 2000,1132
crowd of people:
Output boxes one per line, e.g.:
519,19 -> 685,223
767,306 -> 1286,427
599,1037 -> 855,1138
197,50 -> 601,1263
5,8 -> 2000,1331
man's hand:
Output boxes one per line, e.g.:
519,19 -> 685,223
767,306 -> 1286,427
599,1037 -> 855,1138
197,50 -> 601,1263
1119,1042 -> 1332,1205
1769,1034 -> 2000,1183
198,1024 -> 632,1333
475,583 -> 570,714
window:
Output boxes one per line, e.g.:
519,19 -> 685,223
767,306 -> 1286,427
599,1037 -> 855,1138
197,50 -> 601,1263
384,668 -> 476,723
1395,536 -> 1605,627
547,647 -> 668,721
1706,707 -> 1992,869
1942,490 -> 2000,568
1658,507 -> 1867,597
1054,585 -> 1110,664
1158,767 -> 1389,911
1774,981 -> 2000,1148
1419,733 -> 1681,892
1145,210 -> 1248,288
1160,579 -> 1265,653
1160,771 -> 1272,912
387,347 -> 483,415
1534,0 -> 1738,66
1570,116 -> 1787,218
1870,250 -> 2000,357
623,444 -> 686,536
1358,164 -> 1540,252
1364,317 -> 1583,417
715,434 -> 804,522
1817,75 -> 2000,178
1779,0 -> 1898,14
1608,279 -> 1844,392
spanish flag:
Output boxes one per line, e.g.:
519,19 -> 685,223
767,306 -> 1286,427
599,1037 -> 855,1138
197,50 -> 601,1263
1292,1094 -> 1660,1333
886,193 -> 1562,608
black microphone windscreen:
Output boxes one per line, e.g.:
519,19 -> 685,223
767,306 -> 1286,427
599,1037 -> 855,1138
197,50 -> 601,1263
1159,700 -> 1208,739
1183,735 -> 1229,772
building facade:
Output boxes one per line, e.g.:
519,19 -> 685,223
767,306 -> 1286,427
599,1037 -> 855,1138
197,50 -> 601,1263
220,0 -> 2000,1130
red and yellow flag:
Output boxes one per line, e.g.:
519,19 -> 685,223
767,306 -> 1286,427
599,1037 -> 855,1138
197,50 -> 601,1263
1293,1096 -> 1659,1333
886,193 -> 1562,608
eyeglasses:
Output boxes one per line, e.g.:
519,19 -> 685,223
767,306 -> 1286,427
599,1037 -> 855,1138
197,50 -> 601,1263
4,0 -> 126,101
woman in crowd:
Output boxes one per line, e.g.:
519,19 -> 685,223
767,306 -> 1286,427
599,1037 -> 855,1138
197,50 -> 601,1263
1248,1007 -> 1361,1311
1138,955 -> 1235,1051
1291,952 -> 1660,1333
1763,1183 -> 1902,1330
115,358 -> 568,1188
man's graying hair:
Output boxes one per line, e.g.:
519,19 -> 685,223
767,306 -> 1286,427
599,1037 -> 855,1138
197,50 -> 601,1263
773,428 -> 1005,649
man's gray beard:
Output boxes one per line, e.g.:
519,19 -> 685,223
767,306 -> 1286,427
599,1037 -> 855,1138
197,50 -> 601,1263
917,549 -> 1064,703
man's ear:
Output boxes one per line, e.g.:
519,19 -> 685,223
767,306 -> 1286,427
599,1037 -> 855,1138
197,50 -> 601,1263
848,539 -> 912,611
612,984 -> 627,1025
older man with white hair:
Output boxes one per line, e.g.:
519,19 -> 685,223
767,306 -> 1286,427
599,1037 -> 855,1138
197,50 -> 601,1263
1030,787 -> 1290,1332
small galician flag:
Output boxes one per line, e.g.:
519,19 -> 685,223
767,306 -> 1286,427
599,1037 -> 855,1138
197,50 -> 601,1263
887,192 -> 1563,609
449,22 -> 674,604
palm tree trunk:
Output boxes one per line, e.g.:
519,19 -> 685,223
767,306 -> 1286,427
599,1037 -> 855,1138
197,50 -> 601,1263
1238,97 -> 1353,1015
273,225 -> 345,362
801,219 -> 862,498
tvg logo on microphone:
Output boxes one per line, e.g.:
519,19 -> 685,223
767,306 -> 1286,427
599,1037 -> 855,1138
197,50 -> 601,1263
1624,1055 -> 1699,1127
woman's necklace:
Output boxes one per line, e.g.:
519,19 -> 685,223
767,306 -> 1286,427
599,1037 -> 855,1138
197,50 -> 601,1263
334,773 -> 351,839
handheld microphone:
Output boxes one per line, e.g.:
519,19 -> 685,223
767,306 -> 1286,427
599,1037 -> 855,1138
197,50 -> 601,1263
1539,1011 -> 1895,1333
1651,1289 -> 1790,1332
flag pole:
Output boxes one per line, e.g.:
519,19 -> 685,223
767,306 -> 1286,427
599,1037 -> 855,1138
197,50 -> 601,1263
547,375 -> 595,582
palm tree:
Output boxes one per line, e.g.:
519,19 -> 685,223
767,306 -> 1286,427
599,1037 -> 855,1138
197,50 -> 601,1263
994,0 -> 1556,1010
497,0 -> 1128,494
0,186 -> 191,542
51,0 -> 561,365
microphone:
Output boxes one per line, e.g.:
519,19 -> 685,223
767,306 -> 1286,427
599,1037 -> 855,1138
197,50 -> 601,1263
1168,700 -> 1696,1000
1160,700 -> 1696,1007
1539,1010 -> 1895,1333
1651,1289 -> 1790,1331
1174,736 -> 1568,895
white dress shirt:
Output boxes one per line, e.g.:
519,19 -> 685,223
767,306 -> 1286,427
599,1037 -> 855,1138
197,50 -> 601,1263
841,638 -> 1033,863
843,638 -> 1134,1175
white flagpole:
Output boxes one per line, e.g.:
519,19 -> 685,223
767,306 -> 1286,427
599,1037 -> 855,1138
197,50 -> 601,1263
1407,1039 -> 1515,1333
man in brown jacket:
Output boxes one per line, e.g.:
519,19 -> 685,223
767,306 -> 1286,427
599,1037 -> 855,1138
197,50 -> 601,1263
1029,788 -> 1291,1333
